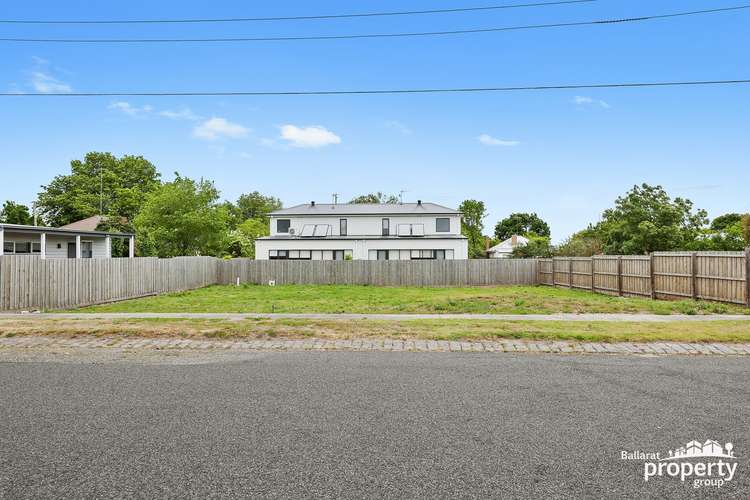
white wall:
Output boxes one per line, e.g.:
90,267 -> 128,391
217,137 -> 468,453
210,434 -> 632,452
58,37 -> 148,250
255,237 -> 468,260
2,232 -> 109,259
270,214 -> 461,237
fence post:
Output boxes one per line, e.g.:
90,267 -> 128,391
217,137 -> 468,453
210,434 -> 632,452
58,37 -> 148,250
745,247 -> 750,308
590,256 -> 595,292
691,252 -> 698,300
568,258 -> 573,289
649,253 -> 656,300
617,256 -> 623,297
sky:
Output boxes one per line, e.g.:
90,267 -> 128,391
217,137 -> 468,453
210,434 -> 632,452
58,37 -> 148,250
1,0 -> 749,242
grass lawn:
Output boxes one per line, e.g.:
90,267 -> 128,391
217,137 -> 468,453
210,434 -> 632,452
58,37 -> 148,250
3,317 -> 750,343
74,284 -> 750,315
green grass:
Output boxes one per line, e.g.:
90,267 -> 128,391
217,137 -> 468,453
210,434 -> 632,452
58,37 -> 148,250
3,317 -> 750,343
73,284 -> 749,315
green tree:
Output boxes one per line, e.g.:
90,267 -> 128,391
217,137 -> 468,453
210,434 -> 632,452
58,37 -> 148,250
236,192 -> 282,220
743,214 -> 750,246
495,213 -> 550,241
349,192 -> 399,204
710,213 -> 743,231
511,234 -> 552,258
134,174 -> 229,257
226,218 -> 269,258
555,226 -> 604,257
599,184 -> 708,254
35,152 -> 160,229
0,201 -> 34,225
459,199 -> 488,258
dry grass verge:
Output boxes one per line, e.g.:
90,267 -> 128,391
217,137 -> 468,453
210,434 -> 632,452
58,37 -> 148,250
3,317 -> 750,343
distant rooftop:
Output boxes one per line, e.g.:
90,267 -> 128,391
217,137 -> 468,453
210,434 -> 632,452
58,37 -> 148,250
270,202 -> 460,216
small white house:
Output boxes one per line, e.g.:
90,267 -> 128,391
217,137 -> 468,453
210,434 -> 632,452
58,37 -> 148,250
0,216 -> 135,259
487,235 -> 528,259
255,201 -> 469,260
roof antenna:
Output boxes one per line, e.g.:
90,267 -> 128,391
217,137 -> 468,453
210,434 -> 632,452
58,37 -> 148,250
399,190 -> 408,204
332,193 -> 338,205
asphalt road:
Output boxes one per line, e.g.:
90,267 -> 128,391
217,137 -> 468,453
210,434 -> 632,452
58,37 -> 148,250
0,352 -> 748,499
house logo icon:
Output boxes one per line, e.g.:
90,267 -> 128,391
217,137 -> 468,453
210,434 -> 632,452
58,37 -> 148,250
661,440 -> 736,461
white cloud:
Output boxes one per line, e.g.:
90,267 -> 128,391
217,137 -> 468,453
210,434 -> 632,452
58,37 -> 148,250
108,101 -> 153,117
159,107 -> 200,121
573,95 -> 610,108
279,125 -> 341,148
193,117 -> 250,140
239,152 -> 253,159
384,120 -> 412,135
477,134 -> 519,147
30,71 -> 71,93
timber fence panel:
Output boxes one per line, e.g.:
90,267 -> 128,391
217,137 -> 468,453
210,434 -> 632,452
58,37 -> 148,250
540,251 -> 749,307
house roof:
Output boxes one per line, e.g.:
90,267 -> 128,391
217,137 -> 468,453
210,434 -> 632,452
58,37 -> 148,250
270,202 -> 460,216
0,221 -> 133,238
488,235 -> 529,253
258,234 -> 467,241
59,215 -> 108,232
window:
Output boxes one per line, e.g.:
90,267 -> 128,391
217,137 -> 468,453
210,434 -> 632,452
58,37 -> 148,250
382,218 -> 390,236
411,250 -> 436,260
377,250 -> 389,261
3,242 -> 14,254
269,250 -> 289,260
81,241 -> 93,259
14,242 -> 31,254
32,242 -> 41,254
436,218 -> 450,232
435,250 -> 446,260
276,219 -> 291,233
333,250 -> 345,260
340,218 -> 347,236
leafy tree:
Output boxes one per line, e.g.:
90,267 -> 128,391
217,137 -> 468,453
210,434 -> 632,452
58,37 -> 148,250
349,192 -> 399,204
226,218 -> 269,258
134,174 -> 229,257
743,214 -> 750,246
459,199 -> 488,258
710,213 -> 743,231
555,226 -> 604,257
598,184 -> 708,254
35,152 -> 160,229
495,213 -> 550,241
511,234 -> 552,258
689,224 -> 746,251
0,201 -> 34,225
236,192 -> 282,220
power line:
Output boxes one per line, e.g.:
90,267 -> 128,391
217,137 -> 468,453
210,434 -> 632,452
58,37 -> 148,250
0,1 -> 595,25
2,79 -> 749,97
1,5 -> 746,44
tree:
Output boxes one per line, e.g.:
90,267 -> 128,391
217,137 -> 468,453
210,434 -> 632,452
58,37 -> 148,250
226,218 -> 269,258
555,226 -> 604,257
495,213 -> 550,241
710,213 -> 743,231
134,174 -> 229,257
236,192 -> 282,221
512,234 -> 552,258
743,214 -> 750,246
35,152 -> 161,229
458,199 -> 488,258
598,184 -> 708,254
350,192 -> 399,204
0,201 -> 34,225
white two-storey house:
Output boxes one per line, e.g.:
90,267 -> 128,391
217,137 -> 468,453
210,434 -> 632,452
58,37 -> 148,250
254,201 -> 468,260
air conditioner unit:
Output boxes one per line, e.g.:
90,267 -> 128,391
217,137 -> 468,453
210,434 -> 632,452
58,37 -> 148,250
289,228 -> 296,235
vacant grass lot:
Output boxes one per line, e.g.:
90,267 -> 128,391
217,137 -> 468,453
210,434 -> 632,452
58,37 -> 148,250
3,317 -> 750,343
76,284 -> 749,315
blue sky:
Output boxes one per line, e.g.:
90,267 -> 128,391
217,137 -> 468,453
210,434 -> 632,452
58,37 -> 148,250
1,0 -> 749,242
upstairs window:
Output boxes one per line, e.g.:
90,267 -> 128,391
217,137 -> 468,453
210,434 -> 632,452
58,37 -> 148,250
276,219 -> 291,233
436,218 -> 450,232
340,219 -> 347,236
382,218 -> 390,236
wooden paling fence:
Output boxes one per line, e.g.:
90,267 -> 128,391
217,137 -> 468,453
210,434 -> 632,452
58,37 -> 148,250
0,257 -> 537,311
538,249 -> 750,306
0,256 -> 220,311
218,258 -> 538,287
